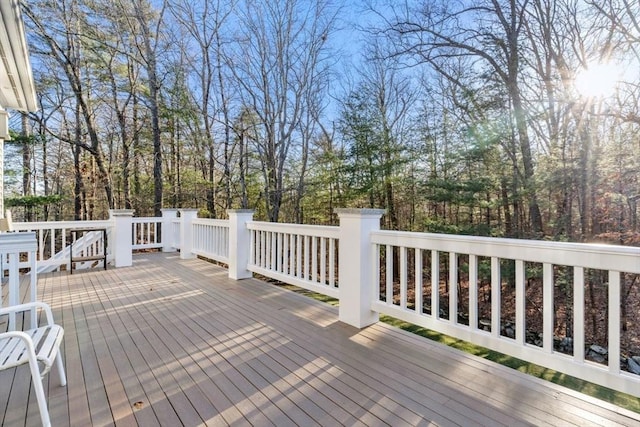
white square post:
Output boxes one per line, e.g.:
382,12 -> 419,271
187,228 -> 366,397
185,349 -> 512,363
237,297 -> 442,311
110,209 -> 134,267
227,209 -> 254,280
336,208 -> 385,328
179,209 -> 198,259
161,208 -> 178,252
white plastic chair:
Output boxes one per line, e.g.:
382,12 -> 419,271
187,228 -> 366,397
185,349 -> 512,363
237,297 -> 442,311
0,302 -> 66,427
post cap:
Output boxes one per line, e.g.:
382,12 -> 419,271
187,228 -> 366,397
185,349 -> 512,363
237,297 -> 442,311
334,208 -> 386,217
109,209 -> 135,217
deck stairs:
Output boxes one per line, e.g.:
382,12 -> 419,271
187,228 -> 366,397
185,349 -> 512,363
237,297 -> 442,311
37,230 -> 106,274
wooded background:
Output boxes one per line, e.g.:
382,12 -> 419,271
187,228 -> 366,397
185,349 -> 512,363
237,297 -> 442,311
7,0 -> 640,244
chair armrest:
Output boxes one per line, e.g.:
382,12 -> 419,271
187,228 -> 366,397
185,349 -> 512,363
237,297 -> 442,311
1,330 -> 33,342
0,302 -> 56,326
0,331 -> 37,365
1,330 -> 35,348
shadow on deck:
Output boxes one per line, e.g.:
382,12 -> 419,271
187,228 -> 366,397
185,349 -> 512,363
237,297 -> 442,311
1,252 -> 639,426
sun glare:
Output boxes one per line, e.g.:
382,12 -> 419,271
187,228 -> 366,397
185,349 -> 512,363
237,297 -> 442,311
574,62 -> 619,99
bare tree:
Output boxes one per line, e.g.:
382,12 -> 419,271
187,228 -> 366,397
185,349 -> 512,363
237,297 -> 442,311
23,0 -> 115,213
232,0 -> 337,222
169,0 -> 236,216
381,0 -> 544,235
522,0 -> 633,239
128,0 -> 166,216
86,6 -> 140,210
587,0 -> 640,125
365,42 -> 415,229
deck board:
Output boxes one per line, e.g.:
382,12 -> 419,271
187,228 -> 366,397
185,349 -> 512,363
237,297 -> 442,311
2,252 -> 640,426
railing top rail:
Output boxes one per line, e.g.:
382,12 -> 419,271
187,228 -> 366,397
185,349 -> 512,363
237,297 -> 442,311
0,232 -> 37,252
247,221 -> 340,238
13,220 -> 113,230
371,230 -> 640,273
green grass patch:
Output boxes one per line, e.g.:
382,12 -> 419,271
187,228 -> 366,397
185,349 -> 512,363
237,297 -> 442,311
277,283 -> 640,413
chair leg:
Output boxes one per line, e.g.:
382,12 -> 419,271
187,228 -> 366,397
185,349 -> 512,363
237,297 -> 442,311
27,350 -> 51,427
55,351 -> 67,386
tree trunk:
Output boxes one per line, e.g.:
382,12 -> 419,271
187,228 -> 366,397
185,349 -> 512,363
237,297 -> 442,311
42,123 -> 49,221
149,60 -> 163,217
74,104 -> 83,220
21,115 -> 32,200
133,93 -> 141,209
510,89 -> 543,235
133,0 -> 164,217
501,178 -> 513,236
238,129 -> 248,209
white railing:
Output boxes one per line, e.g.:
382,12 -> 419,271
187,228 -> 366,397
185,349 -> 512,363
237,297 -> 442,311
11,213 -> 175,271
0,233 -> 37,330
247,221 -> 340,298
369,230 -> 640,397
132,217 -> 163,250
12,220 -> 112,271
192,219 -> 229,263
7,208 -> 640,398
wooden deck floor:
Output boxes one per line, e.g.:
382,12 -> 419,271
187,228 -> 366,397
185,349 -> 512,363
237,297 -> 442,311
1,253 -> 639,426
